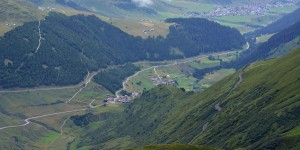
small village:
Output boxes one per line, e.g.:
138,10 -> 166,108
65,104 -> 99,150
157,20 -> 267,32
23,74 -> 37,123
143,28 -> 155,34
103,73 -> 176,104
5,23 -> 17,28
147,74 -> 176,86
103,95 -> 132,104
184,0 -> 298,18
38,6 -> 56,12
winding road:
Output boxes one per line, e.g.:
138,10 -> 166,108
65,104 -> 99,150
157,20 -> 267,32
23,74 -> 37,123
60,118 -> 69,135
0,43 -> 249,131
0,108 -> 87,130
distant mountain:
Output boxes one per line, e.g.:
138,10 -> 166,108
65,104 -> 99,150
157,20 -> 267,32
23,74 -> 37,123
256,21 -> 300,58
55,0 -> 90,12
249,8 -> 300,37
76,46 -> 300,150
224,20 -> 300,70
0,12 -> 245,88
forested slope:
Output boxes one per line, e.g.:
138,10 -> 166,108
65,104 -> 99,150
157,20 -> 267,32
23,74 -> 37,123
249,8 -> 300,37
77,47 -> 300,150
0,12 -> 245,88
223,20 -> 300,70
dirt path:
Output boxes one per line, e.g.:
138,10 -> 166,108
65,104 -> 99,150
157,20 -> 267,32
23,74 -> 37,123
65,71 -> 93,103
35,20 -> 42,53
60,118 -> 69,135
153,67 -> 161,79
234,72 -> 243,89
14,21 -> 42,73
0,108 -> 87,130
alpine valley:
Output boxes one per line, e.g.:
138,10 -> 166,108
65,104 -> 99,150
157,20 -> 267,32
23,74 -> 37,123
0,0 -> 299,150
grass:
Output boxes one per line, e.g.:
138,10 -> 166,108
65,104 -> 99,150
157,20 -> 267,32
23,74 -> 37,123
284,125 -> 300,137
198,69 -> 236,89
256,34 -> 274,44
75,82 -> 111,102
216,21 -> 254,33
127,68 -> 157,93
268,6 -> 299,14
216,16 -> 253,23
187,58 -> 220,70
39,131 -> 60,143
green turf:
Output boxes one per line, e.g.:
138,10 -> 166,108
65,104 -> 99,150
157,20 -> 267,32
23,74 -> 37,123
39,131 -> 60,143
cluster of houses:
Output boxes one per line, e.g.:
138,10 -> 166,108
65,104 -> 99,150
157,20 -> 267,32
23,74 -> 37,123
140,19 -> 153,23
143,28 -> 155,34
38,7 -> 56,12
104,95 -> 131,104
185,0 -> 297,18
103,92 -> 139,104
148,74 -> 176,86
5,23 -> 16,28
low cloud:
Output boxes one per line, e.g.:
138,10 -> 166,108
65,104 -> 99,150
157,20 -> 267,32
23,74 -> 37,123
131,0 -> 154,7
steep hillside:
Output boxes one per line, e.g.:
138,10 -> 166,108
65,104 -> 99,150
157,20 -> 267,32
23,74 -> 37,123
0,12 -> 245,88
76,47 -> 300,149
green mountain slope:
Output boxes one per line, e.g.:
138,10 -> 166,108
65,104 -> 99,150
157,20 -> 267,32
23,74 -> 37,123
77,47 -> 300,149
0,12 -> 245,88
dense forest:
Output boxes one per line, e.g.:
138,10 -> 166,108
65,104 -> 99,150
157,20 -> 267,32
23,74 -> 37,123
93,64 -> 139,93
0,12 -> 245,88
